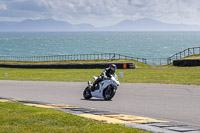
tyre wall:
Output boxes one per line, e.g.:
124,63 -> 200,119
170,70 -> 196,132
173,60 -> 200,66
0,62 -> 135,69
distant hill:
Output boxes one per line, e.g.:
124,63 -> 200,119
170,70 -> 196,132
0,18 -> 95,31
0,18 -> 200,31
100,18 -> 200,31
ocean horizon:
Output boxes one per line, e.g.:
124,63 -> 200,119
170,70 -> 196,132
0,31 -> 200,59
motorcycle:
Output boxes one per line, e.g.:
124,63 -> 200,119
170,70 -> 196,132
83,74 -> 120,100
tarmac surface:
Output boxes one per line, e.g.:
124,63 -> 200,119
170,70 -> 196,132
0,80 -> 200,128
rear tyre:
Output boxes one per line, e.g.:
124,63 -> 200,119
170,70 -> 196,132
103,85 -> 116,100
83,87 -> 92,99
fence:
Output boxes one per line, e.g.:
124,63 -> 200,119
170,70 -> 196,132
0,53 -> 147,64
1,47 -> 199,66
145,58 -> 169,66
168,47 -> 200,64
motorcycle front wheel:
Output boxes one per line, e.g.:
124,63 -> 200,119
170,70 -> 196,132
83,87 -> 92,99
103,85 -> 116,100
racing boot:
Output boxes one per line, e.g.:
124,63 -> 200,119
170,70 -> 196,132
90,84 -> 95,91
91,78 -> 100,91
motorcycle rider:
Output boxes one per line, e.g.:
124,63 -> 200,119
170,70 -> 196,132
91,64 -> 117,91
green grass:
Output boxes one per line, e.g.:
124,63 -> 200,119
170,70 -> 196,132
0,65 -> 200,85
179,54 -> 200,60
0,59 -> 150,68
0,59 -> 146,64
0,59 -> 199,85
0,102 -> 150,133
119,66 -> 200,85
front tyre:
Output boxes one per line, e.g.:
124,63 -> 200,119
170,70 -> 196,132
83,87 -> 92,99
103,85 -> 116,100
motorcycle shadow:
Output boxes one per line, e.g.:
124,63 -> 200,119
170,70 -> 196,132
80,98 -> 112,101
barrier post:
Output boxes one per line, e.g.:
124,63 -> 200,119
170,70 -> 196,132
119,72 -> 123,78
123,63 -> 127,69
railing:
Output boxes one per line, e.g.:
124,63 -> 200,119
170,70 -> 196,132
168,47 -> 200,64
1,47 -> 199,66
145,58 -> 169,66
0,53 -> 147,64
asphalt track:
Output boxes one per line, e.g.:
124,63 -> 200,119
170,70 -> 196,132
0,80 -> 200,127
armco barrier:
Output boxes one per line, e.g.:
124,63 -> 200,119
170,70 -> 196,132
173,60 -> 200,66
0,62 -> 135,69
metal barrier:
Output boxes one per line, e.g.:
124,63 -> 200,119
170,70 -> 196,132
145,58 -> 169,66
168,47 -> 200,64
1,47 -> 199,66
0,53 -> 147,64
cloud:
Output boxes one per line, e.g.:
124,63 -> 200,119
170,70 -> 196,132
0,0 -> 200,26
0,0 -> 51,21
9,1 -> 46,12
0,4 -> 7,10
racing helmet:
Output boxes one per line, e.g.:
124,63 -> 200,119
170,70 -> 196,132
109,64 -> 117,74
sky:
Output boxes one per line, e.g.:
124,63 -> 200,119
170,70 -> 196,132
0,0 -> 200,27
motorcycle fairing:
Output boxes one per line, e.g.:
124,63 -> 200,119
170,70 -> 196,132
91,79 -> 113,98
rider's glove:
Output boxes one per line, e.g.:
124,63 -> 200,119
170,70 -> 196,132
103,76 -> 108,80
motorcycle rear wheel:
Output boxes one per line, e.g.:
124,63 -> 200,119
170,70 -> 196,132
103,86 -> 116,100
83,87 -> 92,99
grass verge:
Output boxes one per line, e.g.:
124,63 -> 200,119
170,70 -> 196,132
0,59 -> 150,68
0,59 -> 199,85
0,66 -> 199,85
178,54 -> 200,60
0,102 -> 150,133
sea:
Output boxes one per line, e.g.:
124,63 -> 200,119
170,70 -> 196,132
0,32 -> 200,59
